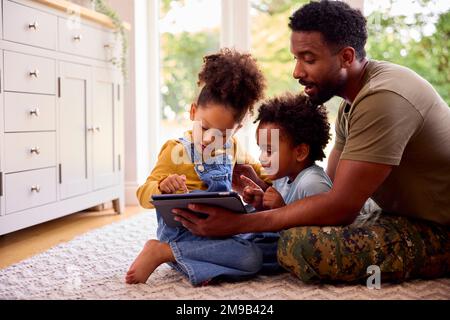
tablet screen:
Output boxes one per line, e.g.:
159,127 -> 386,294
151,191 -> 248,228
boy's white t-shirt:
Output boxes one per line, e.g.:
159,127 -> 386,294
272,164 -> 332,204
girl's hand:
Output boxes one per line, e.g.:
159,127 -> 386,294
263,187 -> 285,209
240,175 -> 264,210
159,174 -> 189,194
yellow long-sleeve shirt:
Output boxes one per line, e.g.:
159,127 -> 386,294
136,133 -> 268,209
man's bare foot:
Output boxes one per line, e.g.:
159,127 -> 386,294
125,239 -> 174,284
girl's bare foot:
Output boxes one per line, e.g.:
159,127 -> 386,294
125,239 -> 174,284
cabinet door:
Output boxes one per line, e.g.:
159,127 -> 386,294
0,2 -> 3,39
115,70 -> 124,185
1,50 -> 4,216
59,62 -> 92,199
92,67 -> 115,190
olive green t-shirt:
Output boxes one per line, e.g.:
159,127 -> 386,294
335,60 -> 450,225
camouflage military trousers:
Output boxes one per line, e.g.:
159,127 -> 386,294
277,211 -> 450,283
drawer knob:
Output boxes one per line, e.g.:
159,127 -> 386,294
30,147 -> 41,155
87,127 -> 94,132
28,22 -> 39,30
73,35 -> 83,42
30,108 -> 41,117
31,185 -> 41,193
95,126 -> 101,132
29,69 -> 40,78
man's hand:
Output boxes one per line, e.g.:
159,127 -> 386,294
159,174 -> 188,194
171,159 -> 394,237
172,204 -> 245,237
241,175 -> 264,210
263,187 -> 285,209
232,164 -> 268,194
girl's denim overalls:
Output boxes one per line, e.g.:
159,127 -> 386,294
155,137 -> 281,285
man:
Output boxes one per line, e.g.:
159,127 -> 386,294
173,0 -> 450,283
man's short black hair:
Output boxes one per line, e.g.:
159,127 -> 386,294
289,0 -> 368,60
255,93 -> 331,162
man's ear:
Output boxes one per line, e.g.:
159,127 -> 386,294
340,47 -> 355,68
295,143 -> 310,162
190,103 -> 197,121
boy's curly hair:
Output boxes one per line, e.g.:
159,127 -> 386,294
289,0 -> 367,60
255,93 -> 331,162
197,48 -> 266,121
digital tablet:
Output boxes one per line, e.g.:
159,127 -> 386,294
151,191 -> 251,228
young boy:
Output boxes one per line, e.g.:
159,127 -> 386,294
233,92 -> 333,279
241,92 -> 333,211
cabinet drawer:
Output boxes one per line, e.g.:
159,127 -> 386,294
3,0 -> 57,50
4,92 -> 56,132
5,167 -> 57,215
58,18 -> 111,60
4,51 -> 56,94
4,132 -> 56,173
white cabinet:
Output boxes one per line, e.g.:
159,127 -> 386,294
0,0 -> 125,235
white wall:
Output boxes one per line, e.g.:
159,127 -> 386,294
344,0 -> 364,10
106,0 -> 158,206
106,0 -> 137,205
221,0 -> 250,51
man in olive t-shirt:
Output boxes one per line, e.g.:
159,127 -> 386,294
172,1 -> 450,283
335,60 -> 450,225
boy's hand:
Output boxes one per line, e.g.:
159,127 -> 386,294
240,175 -> 264,210
263,187 -> 285,209
232,164 -> 269,193
159,174 -> 189,194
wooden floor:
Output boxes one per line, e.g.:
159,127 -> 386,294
0,206 -> 144,269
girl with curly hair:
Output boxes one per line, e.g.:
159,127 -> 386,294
127,48 -> 272,285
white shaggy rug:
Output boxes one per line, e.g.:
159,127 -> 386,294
0,211 -> 449,300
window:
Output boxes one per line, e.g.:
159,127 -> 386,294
159,0 -> 221,145
150,0 -> 449,168
251,0 -> 303,98
248,0 -> 342,166
365,0 -> 450,105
